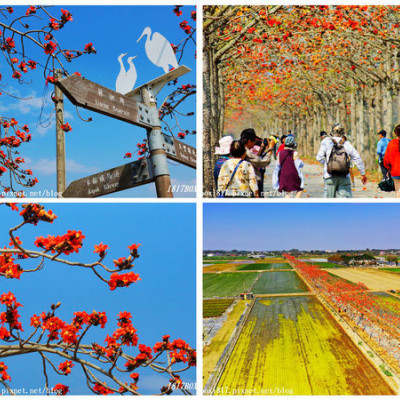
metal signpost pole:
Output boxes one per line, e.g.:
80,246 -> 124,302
56,67 -> 193,197
54,69 -> 66,197
141,85 -> 173,198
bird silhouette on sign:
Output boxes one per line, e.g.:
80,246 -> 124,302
115,53 -> 138,94
137,27 -> 179,74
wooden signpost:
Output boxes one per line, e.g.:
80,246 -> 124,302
162,134 -> 196,169
63,158 -> 154,198
56,75 -> 154,128
55,66 -> 195,198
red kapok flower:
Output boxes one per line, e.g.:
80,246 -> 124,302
94,242 -> 109,257
44,41 -> 57,55
60,122 -> 72,132
0,362 -> 11,381
108,272 -> 141,291
26,6 -> 36,15
84,43 -> 96,54
173,6 -> 182,16
58,360 -> 74,375
53,384 -> 69,395
93,383 -> 113,395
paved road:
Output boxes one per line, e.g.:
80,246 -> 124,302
262,160 -> 395,198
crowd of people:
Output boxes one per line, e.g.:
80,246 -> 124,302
214,123 -> 400,198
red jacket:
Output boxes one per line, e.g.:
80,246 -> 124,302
384,138 -> 400,177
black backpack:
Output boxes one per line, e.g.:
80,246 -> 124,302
378,178 -> 395,192
327,139 -> 351,176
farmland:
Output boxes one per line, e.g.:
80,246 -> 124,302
203,260 -> 238,264
203,253 -> 400,395
237,263 -> 292,271
203,272 -> 259,297
203,263 -> 238,273
252,271 -> 309,294
203,301 -> 249,385
204,299 -> 234,318
327,268 -> 400,291
375,292 -> 400,316
381,268 -> 400,274
216,297 -> 395,395
309,261 -> 344,268
204,256 -> 251,260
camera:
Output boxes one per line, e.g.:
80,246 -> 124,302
255,137 -> 269,147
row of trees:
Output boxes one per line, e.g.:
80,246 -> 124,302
204,6 -> 400,194
285,254 -> 400,374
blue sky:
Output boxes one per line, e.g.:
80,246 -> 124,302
0,6 -> 196,198
0,202 -> 196,394
204,203 -> 400,251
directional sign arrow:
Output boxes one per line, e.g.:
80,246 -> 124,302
161,134 -> 196,169
126,65 -> 191,101
63,158 -> 155,198
56,75 -> 156,128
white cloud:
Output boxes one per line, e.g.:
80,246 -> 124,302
34,122 -> 55,136
28,158 -> 99,176
135,374 -> 170,393
0,91 -> 51,115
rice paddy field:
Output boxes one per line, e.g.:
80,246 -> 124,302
203,263 -> 238,273
216,296 -> 395,395
381,268 -> 400,274
203,272 -> 259,297
252,271 -> 309,294
237,263 -> 292,271
309,262 -> 345,268
204,299 -> 234,318
375,292 -> 400,316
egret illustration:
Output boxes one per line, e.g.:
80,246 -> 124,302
115,53 -> 138,94
137,27 -> 179,73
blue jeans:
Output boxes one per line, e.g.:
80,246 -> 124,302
324,176 -> 352,198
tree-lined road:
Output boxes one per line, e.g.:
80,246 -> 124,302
262,160 -> 394,198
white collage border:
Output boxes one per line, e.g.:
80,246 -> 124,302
2,1 -> 400,399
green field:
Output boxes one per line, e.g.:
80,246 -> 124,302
203,273 -> 259,298
252,271 -> 309,294
237,263 -> 292,271
203,299 -> 234,318
217,296 -> 394,395
310,262 -> 345,268
203,256 -> 251,260
380,268 -> 400,274
375,292 -> 400,315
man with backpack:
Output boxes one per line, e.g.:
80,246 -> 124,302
316,123 -> 367,198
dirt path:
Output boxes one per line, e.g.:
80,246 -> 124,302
261,160 -> 394,198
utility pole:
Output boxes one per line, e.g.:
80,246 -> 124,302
141,85 -> 173,198
54,69 -> 66,197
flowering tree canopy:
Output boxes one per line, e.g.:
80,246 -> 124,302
203,6 -> 400,193
0,203 -> 196,395
0,6 -> 95,195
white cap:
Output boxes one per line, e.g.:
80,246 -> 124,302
215,135 -> 233,155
